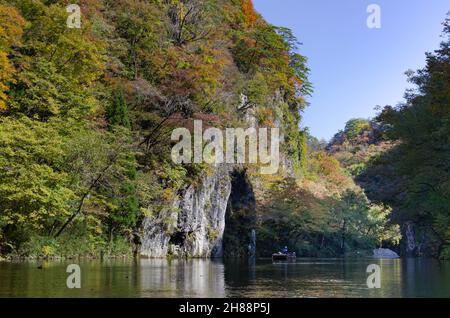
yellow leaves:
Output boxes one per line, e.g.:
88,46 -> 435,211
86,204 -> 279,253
0,48 -> 16,111
162,188 -> 175,202
176,60 -> 191,69
141,207 -> 154,218
171,0 -> 188,20
86,215 -> 103,235
0,214 -> 14,226
202,54 -> 216,65
0,4 -> 26,49
42,245 -> 54,257
0,90 -> 9,112
0,51 -> 13,82
0,117 -> 76,236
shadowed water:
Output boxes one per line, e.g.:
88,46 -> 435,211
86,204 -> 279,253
0,258 -> 448,298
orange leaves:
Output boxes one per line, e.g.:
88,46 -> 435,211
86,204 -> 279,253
310,152 -> 352,190
0,4 -> 26,111
255,107 -> 275,127
241,0 -> 258,28
243,36 -> 257,48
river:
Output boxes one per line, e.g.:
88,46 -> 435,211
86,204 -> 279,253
0,258 -> 448,297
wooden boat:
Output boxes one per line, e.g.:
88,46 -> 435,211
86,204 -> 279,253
272,252 -> 296,261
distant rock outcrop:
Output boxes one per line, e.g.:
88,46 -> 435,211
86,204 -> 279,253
372,248 -> 400,259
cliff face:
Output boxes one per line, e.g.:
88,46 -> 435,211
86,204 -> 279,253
140,94 -> 294,259
140,164 -> 261,258
133,0 -> 310,260
141,165 -> 232,258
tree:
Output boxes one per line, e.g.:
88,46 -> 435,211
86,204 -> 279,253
114,0 -> 162,80
275,26 -> 313,100
8,60 -> 100,120
166,0 -> 214,46
367,204 -> 401,248
15,2 -> 105,84
54,125 -> 136,239
232,24 -> 289,76
237,72 -> 270,112
344,118 -> 371,142
0,4 -> 25,111
107,89 -> 131,129
375,17 -> 450,258
0,117 -> 74,253
332,190 -> 401,254
241,0 -> 259,28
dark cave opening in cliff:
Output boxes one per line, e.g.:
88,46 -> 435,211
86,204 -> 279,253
222,169 -> 257,258
169,231 -> 186,246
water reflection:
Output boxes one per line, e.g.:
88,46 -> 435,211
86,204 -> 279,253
0,258 -> 448,298
139,259 -> 225,297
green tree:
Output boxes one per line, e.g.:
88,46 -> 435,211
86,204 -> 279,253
332,190 -> 401,254
114,0 -> 162,80
107,89 -> 131,129
344,118 -> 371,142
375,18 -> 450,258
0,117 -> 74,253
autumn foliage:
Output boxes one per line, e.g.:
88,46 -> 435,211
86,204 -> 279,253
241,0 -> 258,28
0,0 -> 313,257
0,4 -> 25,111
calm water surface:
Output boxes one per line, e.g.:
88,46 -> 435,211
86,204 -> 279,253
0,258 -> 448,297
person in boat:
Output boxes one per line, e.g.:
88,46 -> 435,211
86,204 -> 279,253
282,246 -> 288,254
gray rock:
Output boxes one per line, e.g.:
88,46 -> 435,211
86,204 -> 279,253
372,248 -> 400,259
140,164 -> 232,258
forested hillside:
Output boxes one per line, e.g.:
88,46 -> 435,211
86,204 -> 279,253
328,20 -> 450,259
0,0 -> 315,258
0,0 -> 447,260
371,20 -> 449,259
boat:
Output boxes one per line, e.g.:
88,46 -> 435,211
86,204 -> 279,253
272,252 -> 296,261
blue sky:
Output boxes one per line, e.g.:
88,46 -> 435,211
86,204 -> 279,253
252,0 -> 449,140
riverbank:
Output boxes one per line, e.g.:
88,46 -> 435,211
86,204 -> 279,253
1,253 -> 132,262
0,233 -> 134,261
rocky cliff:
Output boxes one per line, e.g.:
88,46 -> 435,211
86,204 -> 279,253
140,92 -> 297,259
141,165 -> 232,258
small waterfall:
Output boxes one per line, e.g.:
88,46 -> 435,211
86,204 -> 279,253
404,221 -> 417,256
248,229 -> 256,257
